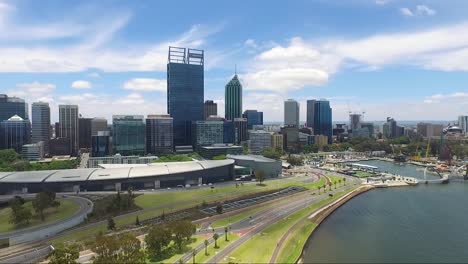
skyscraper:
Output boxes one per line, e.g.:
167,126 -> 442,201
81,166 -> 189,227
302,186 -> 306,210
349,114 -> 362,131
204,100 -> 218,120
0,94 -> 28,121
284,99 -> 300,128
167,46 -> 204,146
58,105 -> 79,155
31,102 -> 50,154
146,115 -> 174,155
113,115 -> 145,156
91,118 -> 108,136
192,120 -> 224,148
225,75 -> 243,121
0,115 -> 31,153
306,100 -> 316,129
313,100 -> 333,144
234,118 -> 248,144
79,117 -> 92,150
458,116 -> 468,135
242,110 -> 263,129
91,131 -> 110,157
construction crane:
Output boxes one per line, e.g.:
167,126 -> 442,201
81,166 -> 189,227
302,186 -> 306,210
411,143 -> 421,162
425,140 -> 431,160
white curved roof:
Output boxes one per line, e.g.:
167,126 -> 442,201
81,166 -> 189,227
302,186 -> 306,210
0,160 -> 234,183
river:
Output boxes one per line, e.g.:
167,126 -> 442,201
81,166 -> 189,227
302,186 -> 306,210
303,160 -> 468,263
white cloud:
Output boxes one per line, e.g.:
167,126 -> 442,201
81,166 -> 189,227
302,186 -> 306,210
16,81 -> 56,94
87,72 -> 101,78
71,80 -> 92,89
123,78 -> 166,92
375,0 -> 391,5
401,5 -> 436,17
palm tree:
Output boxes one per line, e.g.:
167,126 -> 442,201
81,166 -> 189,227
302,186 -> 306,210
192,250 -> 196,264
213,233 -> 219,248
204,239 -> 209,256
344,178 -> 347,185
224,226 -> 228,241
328,182 -> 332,191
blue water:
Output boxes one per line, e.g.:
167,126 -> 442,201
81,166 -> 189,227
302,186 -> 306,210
303,161 -> 468,263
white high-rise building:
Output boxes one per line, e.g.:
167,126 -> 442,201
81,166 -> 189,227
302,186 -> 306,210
284,99 -> 300,128
458,116 -> 468,135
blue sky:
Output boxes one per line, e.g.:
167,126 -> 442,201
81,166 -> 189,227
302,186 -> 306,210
1,0 -> 468,122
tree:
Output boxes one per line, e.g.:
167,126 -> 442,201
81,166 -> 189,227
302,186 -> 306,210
328,182 -> 332,191
255,170 -> 266,185
216,203 -> 223,214
92,233 -> 145,264
9,197 -> 32,226
287,155 -> 304,166
107,217 -> 116,230
32,191 -> 60,221
204,239 -> 209,255
48,244 -> 79,264
135,216 -> 140,226
170,220 -> 196,250
92,234 -> 120,263
343,178 -> 347,185
224,226 -> 229,241
213,233 -> 219,248
261,148 -> 282,160
212,155 -> 226,160
145,225 -> 172,258
117,233 -> 146,264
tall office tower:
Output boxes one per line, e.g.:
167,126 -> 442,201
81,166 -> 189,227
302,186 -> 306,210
58,105 -> 79,155
192,120 -> 224,148
146,115 -> 174,155
31,102 -> 50,154
361,122 -> 375,137
284,99 -> 300,128
223,120 -> 235,144
204,100 -> 218,120
384,117 -> 403,138
91,118 -> 108,136
0,94 -> 28,121
91,131 -> 111,157
306,100 -> 316,129
349,114 -> 362,131
167,46 -> 204,146
113,115 -> 145,156
313,100 -> 333,144
79,117 -> 92,150
242,110 -> 263,129
458,116 -> 468,135
225,75 -> 242,121
0,115 -> 31,153
234,118 -> 248,144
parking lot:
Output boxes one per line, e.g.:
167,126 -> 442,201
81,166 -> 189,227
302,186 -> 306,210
201,186 -> 307,214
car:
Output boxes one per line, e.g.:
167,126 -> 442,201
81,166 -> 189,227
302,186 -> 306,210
208,183 -> 213,186
177,185 -> 184,188
167,187 -> 171,190
185,184 -> 191,188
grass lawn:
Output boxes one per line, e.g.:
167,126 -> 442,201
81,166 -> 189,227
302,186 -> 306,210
195,232 -> 240,263
222,186 -> 358,263
0,199 -> 80,233
51,175 -> 328,245
354,171 -> 375,178
210,207 -> 265,228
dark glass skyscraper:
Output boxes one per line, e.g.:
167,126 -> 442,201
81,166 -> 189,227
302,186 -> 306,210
167,46 -> 204,146
243,110 -> 263,129
113,115 -> 145,156
306,100 -> 316,129
225,75 -> 242,121
0,94 -> 28,121
313,100 -> 333,144
204,100 -> 217,120
79,117 -> 92,150
146,115 -> 173,155
59,105 -> 79,156
0,115 -> 31,153
31,102 -> 50,155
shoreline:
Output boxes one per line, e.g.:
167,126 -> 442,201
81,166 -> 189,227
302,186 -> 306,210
296,185 -> 374,264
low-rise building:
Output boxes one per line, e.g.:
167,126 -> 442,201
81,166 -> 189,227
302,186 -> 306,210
199,144 -> 243,159
22,142 -> 45,161
87,154 -> 158,168
227,154 -> 282,178
248,130 -> 271,154
271,133 -> 283,151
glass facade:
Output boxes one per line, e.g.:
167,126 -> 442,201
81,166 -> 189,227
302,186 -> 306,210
79,118 -> 92,150
306,100 -> 316,128
192,120 -> 224,148
204,100 -> 218,120
313,100 -> 333,144
31,102 -> 50,154
223,120 -> 235,144
234,118 -> 248,144
146,115 -> 174,155
0,94 -> 28,121
225,75 -> 242,121
0,115 -> 31,153
167,47 -> 204,146
113,115 -> 145,156
284,99 -> 300,128
91,132 -> 110,157
242,110 -> 263,129
58,105 -> 79,155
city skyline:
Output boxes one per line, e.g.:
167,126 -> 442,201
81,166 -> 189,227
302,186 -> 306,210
1,0 -> 468,122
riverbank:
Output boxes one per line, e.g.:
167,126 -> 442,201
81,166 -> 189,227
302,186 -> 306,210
297,185 -> 374,264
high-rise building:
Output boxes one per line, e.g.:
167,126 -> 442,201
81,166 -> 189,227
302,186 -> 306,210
31,102 -> 50,154
234,118 -> 248,144
313,100 -> 333,144
384,117 -> 403,138
223,120 -> 235,144
113,115 -> 146,156
58,105 -> 79,155
204,100 -> 218,120
192,120 -> 224,148
281,126 -> 299,151
91,131 -> 111,157
361,122 -> 375,137
146,115 -> 174,155
225,75 -> 243,121
79,117 -> 92,150
0,115 -> 31,153
242,110 -> 263,129
417,123 -> 443,138
0,94 -> 28,122
271,133 -> 284,151
458,116 -> 468,135
167,46 -> 204,146
91,118 -> 108,136
349,114 -> 362,131
306,100 -> 316,129
248,130 -> 271,154
49,137 -> 70,156
284,99 -> 300,128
